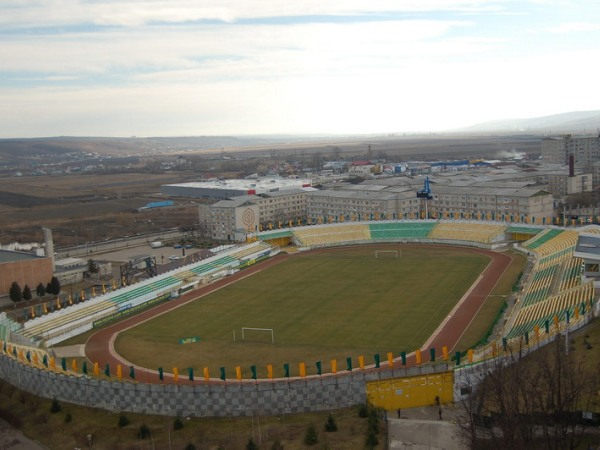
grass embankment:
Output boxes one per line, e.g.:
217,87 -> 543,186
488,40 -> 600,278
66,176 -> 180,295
453,250 -> 527,351
0,380 -> 385,450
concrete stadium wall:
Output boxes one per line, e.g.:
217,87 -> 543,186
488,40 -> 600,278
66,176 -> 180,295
0,353 -> 449,417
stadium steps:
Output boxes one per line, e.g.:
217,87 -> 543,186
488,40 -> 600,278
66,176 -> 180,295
293,224 -> 370,247
0,312 -> 22,341
21,298 -> 117,341
231,241 -> 272,260
427,222 -> 506,244
507,282 -> 594,339
258,230 -> 293,240
505,226 -> 545,235
558,258 -> 583,292
522,228 -> 564,250
368,222 -> 436,239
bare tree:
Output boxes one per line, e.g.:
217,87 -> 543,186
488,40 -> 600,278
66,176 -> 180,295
457,335 -> 598,450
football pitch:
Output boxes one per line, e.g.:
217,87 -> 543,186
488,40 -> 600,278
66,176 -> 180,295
115,245 -> 491,378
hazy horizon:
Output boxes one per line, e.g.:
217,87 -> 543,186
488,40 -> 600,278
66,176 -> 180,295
1,1 -> 600,138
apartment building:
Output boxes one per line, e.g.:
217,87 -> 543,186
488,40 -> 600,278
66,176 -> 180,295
200,189 -> 309,241
427,186 -> 554,224
542,134 -> 600,169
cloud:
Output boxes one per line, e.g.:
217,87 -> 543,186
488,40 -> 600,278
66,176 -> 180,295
548,22 -> 600,34
1,19 -> 476,77
1,0 -> 599,137
0,0 -> 505,29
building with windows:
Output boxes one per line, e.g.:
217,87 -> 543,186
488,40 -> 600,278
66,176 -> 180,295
542,134 -> 600,169
425,185 -> 554,224
306,184 -> 554,224
200,189 -> 310,241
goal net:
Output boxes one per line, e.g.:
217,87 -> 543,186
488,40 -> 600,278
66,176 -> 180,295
375,250 -> 400,259
241,327 -> 275,344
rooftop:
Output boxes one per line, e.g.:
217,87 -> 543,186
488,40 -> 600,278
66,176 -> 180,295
0,250 -> 44,264
164,177 -> 312,194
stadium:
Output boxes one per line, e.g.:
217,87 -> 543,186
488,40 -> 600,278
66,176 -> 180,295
0,219 -> 598,417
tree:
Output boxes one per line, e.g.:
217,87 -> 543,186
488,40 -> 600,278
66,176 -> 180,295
47,276 -> 61,297
9,282 -> 22,307
87,259 -> 99,274
304,424 -> 318,445
324,413 -> 338,432
50,398 -> 61,414
457,336 -> 598,450
138,424 -> 151,439
36,282 -> 46,299
22,284 -> 32,302
118,415 -> 129,428
173,417 -> 184,430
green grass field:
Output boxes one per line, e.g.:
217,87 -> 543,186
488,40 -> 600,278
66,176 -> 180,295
115,245 -> 492,378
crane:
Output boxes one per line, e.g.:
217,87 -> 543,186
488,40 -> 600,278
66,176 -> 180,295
416,176 -> 433,200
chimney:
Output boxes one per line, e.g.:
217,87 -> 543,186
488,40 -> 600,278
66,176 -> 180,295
568,154 -> 575,177
42,227 -> 55,270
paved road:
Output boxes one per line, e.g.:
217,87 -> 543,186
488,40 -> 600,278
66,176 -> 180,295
0,419 -> 48,450
387,404 -> 466,450
55,229 -> 188,259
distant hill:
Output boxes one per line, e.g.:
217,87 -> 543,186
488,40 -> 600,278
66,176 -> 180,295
1,110 -> 598,165
463,110 -> 600,134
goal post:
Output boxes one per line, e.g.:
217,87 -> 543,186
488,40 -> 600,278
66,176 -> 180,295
375,250 -> 400,259
241,327 -> 275,344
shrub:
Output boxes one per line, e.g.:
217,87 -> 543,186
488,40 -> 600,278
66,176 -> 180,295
246,438 -> 259,450
324,414 -> 338,432
365,430 -> 378,449
173,417 -> 184,430
271,439 -> 284,450
50,399 -> 61,414
304,423 -> 318,445
118,415 -> 130,428
184,444 -> 196,450
64,412 -> 72,423
367,408 -> 379,435
358,404 -> 369,418
138,424 -> 151,439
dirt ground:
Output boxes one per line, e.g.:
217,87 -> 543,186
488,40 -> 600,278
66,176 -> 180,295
0,171 -> 203,246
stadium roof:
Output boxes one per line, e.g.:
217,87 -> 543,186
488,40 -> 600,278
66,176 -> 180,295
574,233 -> 600,260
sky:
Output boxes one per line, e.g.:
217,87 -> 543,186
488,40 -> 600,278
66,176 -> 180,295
1,0 -> 600,138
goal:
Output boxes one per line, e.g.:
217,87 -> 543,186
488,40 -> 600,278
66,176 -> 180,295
375,250 -> 400,259
241,327 -> 275,344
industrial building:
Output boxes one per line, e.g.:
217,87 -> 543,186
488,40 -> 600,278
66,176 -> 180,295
0,250 -> 54,297
162,177 -> 312,201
